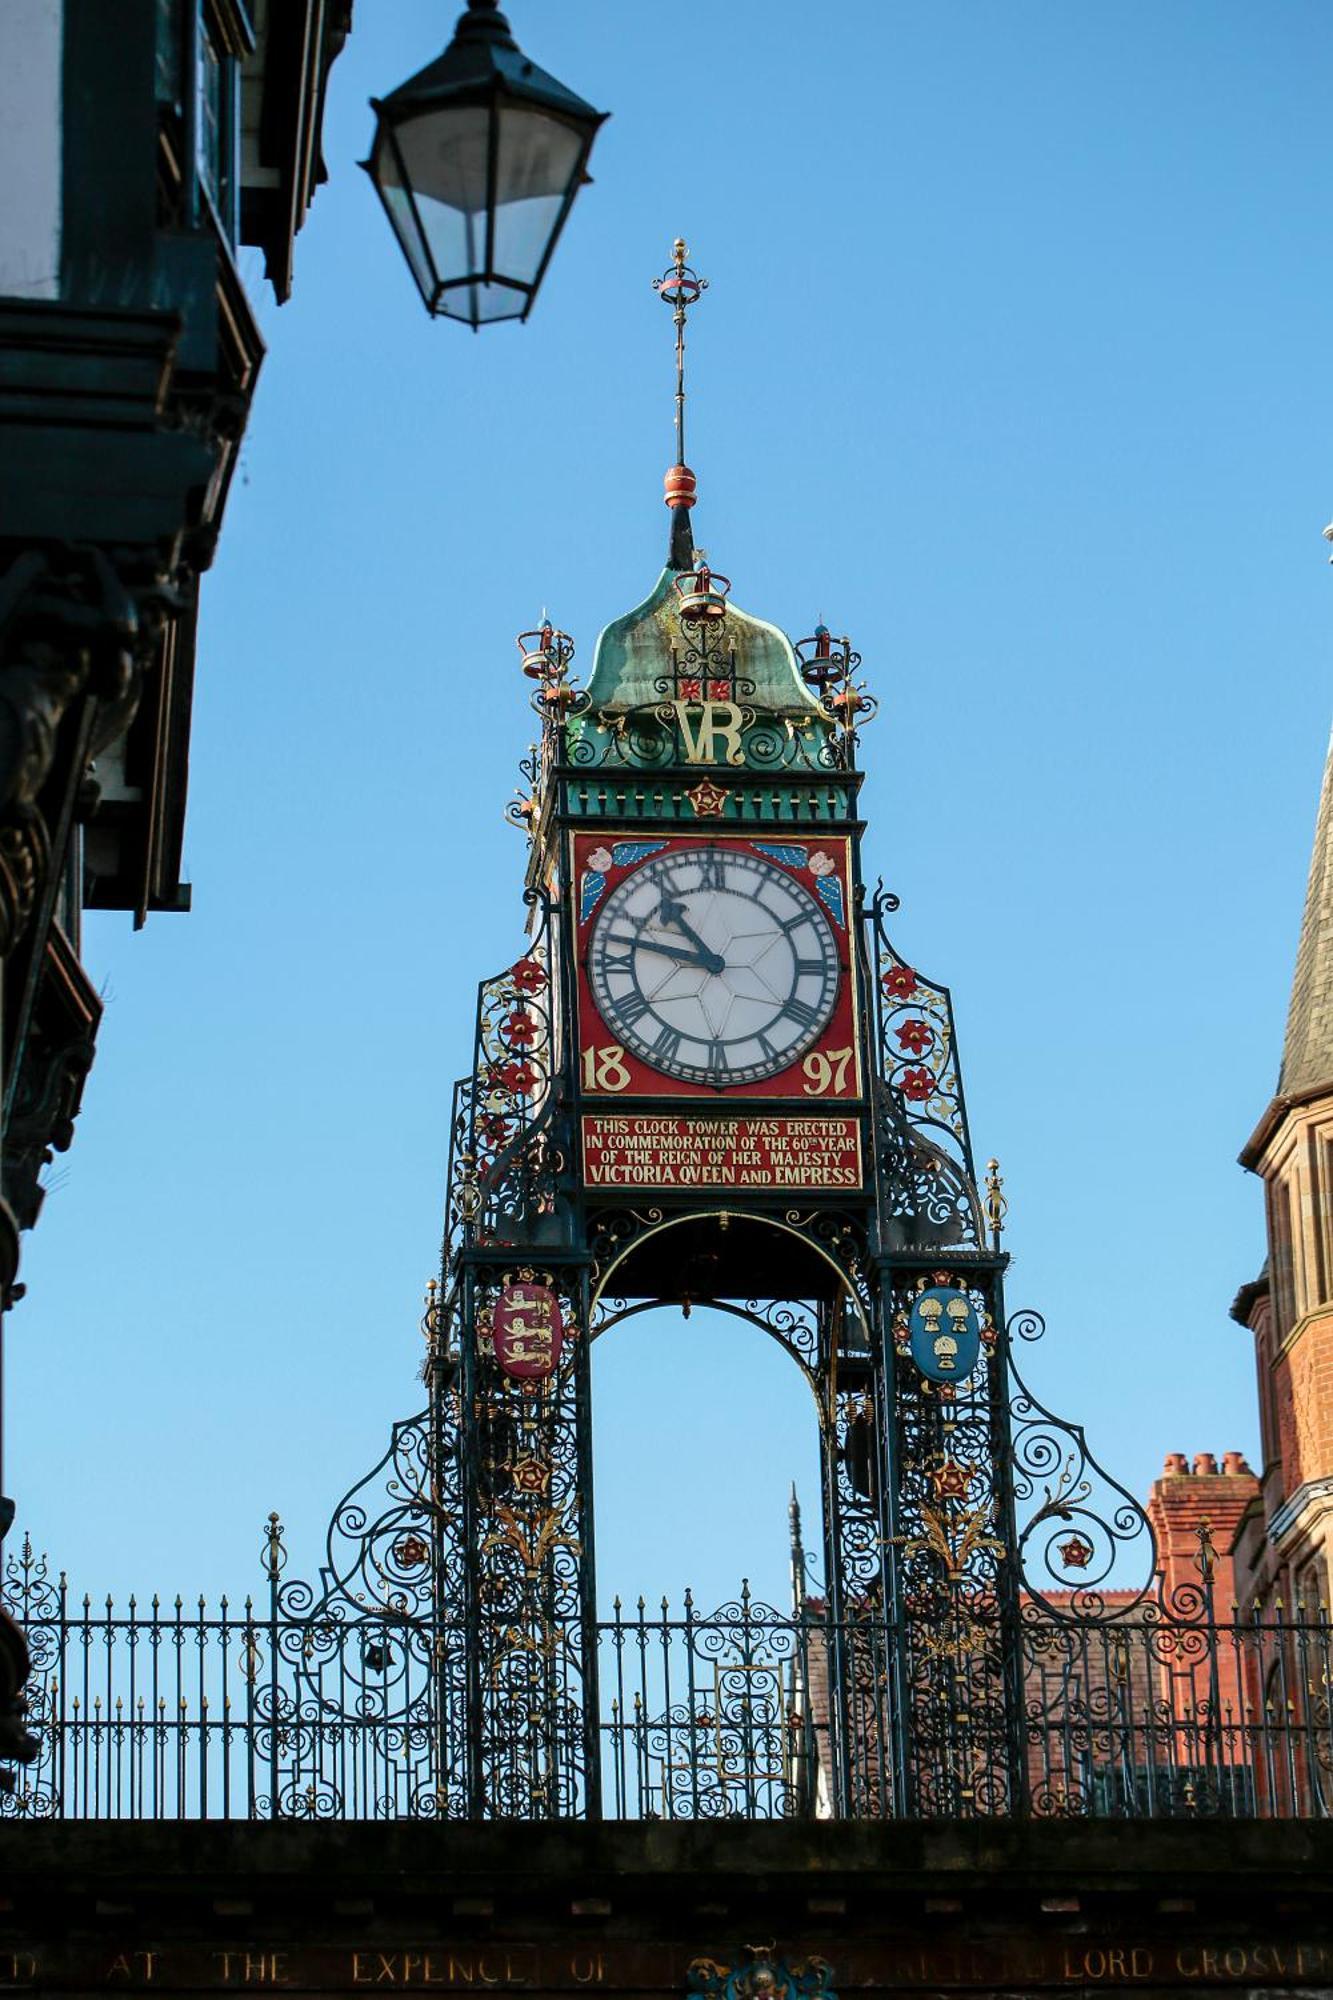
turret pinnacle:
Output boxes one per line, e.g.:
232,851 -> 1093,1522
654,238 -> 706,571
1279,724 -> 1333,1098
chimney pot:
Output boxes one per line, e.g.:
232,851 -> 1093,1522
1193,1451 -> 1219,1477
1163,1452 -> 1189,1475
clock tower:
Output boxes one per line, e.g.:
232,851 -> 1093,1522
430,243 -> 1091,1823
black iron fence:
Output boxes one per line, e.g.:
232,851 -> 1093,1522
4,1536 -> 1332,1821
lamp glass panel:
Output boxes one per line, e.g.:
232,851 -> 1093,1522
436,279 -> 528,327
374,144 -> 435,297
490,106 -> 583,287
395,104 -> 490,280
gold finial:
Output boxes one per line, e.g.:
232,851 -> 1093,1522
263,1511 -> 287,1584
984,1158 -> 1008,1249
1195,1518 -> 1218,1585
653,237 -> 708,471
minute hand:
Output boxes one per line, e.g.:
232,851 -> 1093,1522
658,898 -> 725,975
636,936 -> 721,969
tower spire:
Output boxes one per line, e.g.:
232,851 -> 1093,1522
1279,724 -> 1333,1099
788,1482 -> 807,1616
654,237 -> 707,571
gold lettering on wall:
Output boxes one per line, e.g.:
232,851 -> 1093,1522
213,1956 -> 290,1986
104,1955 -> 156,1985
350,1955 -> 529,1988
672,701 -> 745,767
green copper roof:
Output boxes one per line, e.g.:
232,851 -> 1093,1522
583,567 -> 825,716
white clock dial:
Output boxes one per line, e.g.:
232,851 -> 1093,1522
587,847 -> 842,1086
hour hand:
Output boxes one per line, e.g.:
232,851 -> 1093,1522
657,897 -> 725,974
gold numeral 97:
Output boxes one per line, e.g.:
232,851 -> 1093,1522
802,1046 -> 853,1096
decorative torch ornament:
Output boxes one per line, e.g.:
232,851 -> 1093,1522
515,618 -> 578,712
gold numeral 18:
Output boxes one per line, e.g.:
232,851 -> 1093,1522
582,1043 -> 631,1093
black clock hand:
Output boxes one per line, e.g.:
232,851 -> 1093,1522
634,935 -> 721,969
657,897 -> 725,975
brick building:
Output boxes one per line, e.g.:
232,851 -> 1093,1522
1232,729 -> 1333,1609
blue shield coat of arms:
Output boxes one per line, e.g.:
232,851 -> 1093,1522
908,1287 -> 981,1383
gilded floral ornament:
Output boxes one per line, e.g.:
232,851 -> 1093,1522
684,776 -> 730,817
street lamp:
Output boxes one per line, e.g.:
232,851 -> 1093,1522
363,0 -> 607,329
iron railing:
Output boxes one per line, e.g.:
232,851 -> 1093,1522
4,1540 -> 1332,1821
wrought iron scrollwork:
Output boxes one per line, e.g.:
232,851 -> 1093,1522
1006,1310 -> 1157,1617
866,883 -> 984,1253
460,1262 -> 593,1818
444,896 -> 564,1262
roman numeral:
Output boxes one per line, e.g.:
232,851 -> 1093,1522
697,849 -> 726,891
650,1024 -> 683,1066
794,957 -> 827,980
616,991 -> 652,1025
783,997 -> 823,1030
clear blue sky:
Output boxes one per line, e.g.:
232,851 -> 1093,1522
8,1 -> 1332,1621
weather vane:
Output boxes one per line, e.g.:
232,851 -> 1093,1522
654,238 -> 707,473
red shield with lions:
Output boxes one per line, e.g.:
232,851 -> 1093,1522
492,1283 -> 563,1380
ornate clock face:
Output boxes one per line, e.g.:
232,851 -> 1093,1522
587,846 -> 841,1086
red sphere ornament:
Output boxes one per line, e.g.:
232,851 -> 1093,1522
664,464 -> 697,510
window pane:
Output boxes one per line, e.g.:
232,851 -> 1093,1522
156,0 -> 182,104
196,6 -> 236,239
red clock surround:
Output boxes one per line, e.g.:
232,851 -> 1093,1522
572,832 -> 861,1104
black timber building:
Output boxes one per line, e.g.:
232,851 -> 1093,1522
0,0 -> 351,1773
